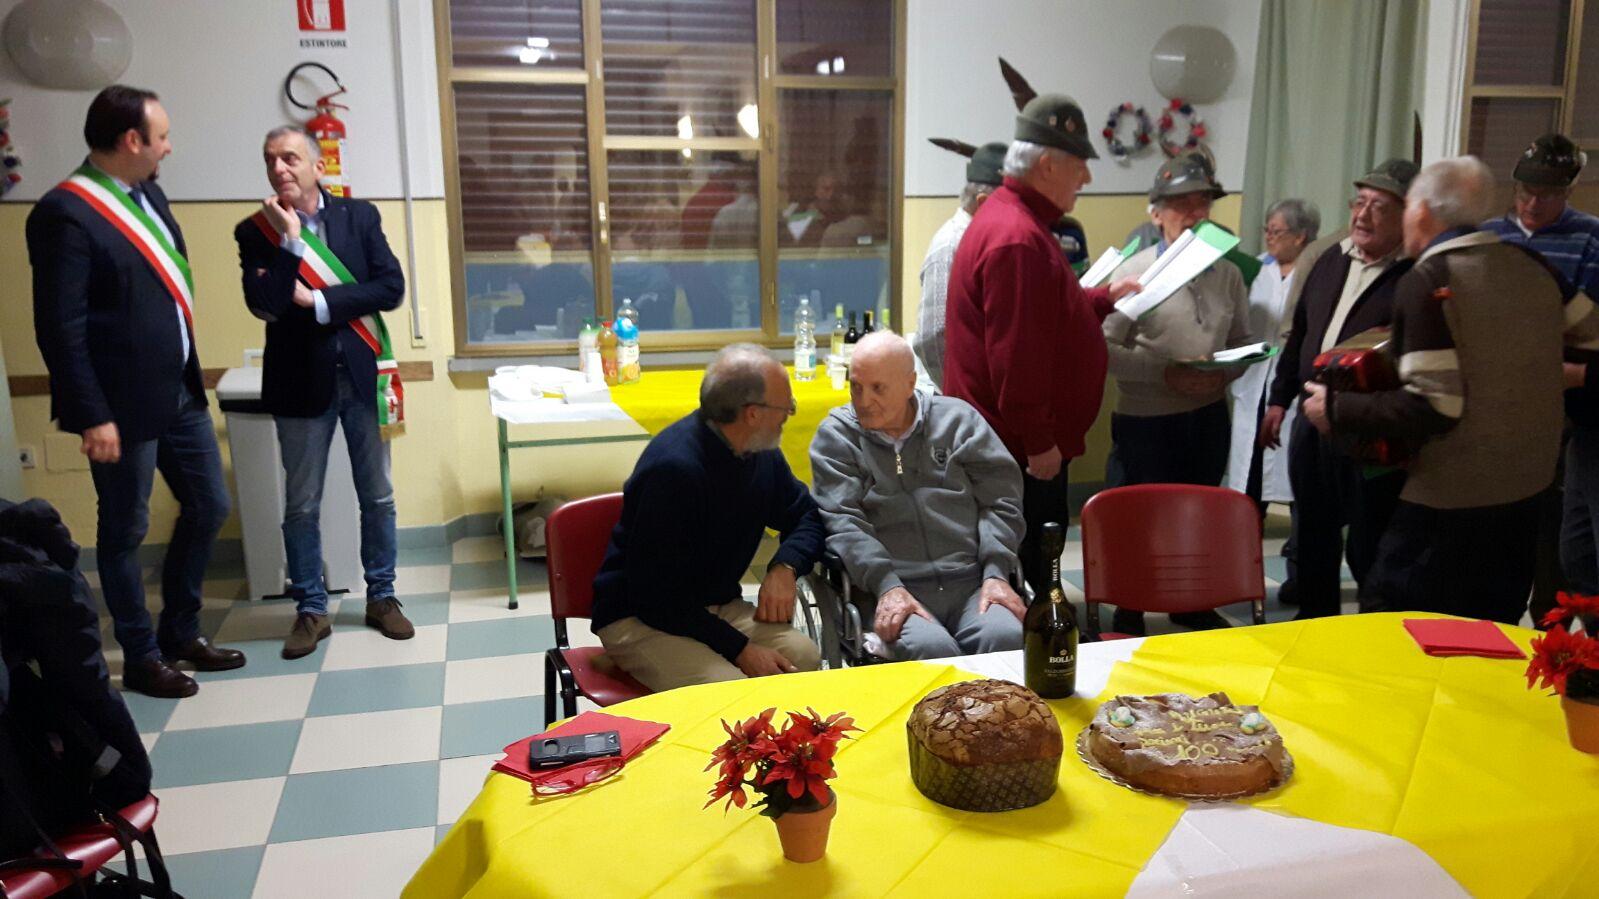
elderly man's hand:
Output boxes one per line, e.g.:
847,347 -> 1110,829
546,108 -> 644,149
1106,277 -> 1142,302
977,577 -> 1027,621
1026,445 -> 1063,480
1258,404 -> 1287,449
1302,382 -> 1332,435
874,586 -> 935,643
736,642 -> 798,678
755,563 -> 798,623
261,196 -> 301,241
1163,365 -> 1227,397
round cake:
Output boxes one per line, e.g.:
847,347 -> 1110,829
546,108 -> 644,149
907,679 -> 1062,812
1084,692 -> 1290,799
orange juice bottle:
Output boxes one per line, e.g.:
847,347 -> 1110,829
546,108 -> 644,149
598,320 -> 620,386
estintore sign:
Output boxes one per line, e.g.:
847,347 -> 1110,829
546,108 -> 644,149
298,0 -> 346,32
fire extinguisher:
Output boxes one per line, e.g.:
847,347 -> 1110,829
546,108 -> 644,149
285,62 -> 351,197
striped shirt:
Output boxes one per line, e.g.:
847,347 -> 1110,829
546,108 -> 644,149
914,207 -> 972,388
1482,206 -> 1599,296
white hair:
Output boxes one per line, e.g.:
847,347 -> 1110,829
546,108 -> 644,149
264,124 -> 321,161
1266,198 -> 1321,241
1408,156 -> 1496,228
1002,140 -> 1067,179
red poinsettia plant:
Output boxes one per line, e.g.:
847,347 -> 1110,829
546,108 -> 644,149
1528,592 -> 1599,701
705,707 -> 859,818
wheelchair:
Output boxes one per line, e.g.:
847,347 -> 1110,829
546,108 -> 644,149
798,550 -> 1033,669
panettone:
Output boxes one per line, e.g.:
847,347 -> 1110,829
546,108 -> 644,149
906,679 -> 1062,811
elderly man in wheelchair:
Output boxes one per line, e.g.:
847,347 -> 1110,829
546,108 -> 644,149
808,332 -> 1028,665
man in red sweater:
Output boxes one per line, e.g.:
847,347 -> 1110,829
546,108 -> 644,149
944,93 -> 1137,600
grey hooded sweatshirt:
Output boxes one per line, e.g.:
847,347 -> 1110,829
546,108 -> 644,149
809,392 -> 1025,598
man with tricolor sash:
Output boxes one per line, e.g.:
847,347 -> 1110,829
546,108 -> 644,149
235,125 -> 411,660
28,85 -> 244,698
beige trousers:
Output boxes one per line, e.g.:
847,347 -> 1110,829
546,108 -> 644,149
595,600 -> 821,692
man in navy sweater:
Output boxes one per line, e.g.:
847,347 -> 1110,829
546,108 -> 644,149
592,345 -> 824,691
1482,134 -> 1599,621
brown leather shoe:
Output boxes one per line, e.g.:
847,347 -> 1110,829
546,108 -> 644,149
282,613 -> 332,659
123,658 -> 199,699
164,636 -> 247,672
365,598 -> 415,640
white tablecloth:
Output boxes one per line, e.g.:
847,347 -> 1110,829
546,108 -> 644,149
936,642 -> 1468,897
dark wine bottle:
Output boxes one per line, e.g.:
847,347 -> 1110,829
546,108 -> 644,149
862,310 -> 875,333
843,312 -> 861,364
1023,521 -> 1078,699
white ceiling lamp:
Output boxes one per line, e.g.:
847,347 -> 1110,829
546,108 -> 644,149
3,0 -> 132,91
1149,25 -> 1236,104
736,104 -> 758,140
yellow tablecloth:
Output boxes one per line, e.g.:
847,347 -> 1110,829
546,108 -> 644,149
1103,613 -> 1599,898
608,365 -> 846,485
408,614 -> 1599,898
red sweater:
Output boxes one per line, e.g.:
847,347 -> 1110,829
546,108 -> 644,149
943,178 -> 1115,461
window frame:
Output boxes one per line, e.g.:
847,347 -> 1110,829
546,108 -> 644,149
1460,0 -> 1593,151
435,0 -> 908,358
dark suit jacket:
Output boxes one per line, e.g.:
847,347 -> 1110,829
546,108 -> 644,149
234,190 -> 405,418
26,175 -> 206,442
1268,244 -> 1416,410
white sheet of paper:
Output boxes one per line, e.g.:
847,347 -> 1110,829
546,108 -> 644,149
1211,341 -> 1271,363
1079,237 -> 1142,288
1113,223 -> 1240,320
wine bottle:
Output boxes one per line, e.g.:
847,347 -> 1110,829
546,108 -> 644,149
1023,521 -> 1078,699
843,312 -> 860,365
862,310 -> 875,334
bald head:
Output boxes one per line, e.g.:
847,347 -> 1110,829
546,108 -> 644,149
848,331 -> 918,435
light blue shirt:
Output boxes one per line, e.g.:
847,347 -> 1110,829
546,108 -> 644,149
91,162 -> 189,365
277,192 -> 333,324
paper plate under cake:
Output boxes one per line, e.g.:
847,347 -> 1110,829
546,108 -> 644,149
1077,692 -> 1293,802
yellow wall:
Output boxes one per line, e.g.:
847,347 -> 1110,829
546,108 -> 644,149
3,192 -> 1242,540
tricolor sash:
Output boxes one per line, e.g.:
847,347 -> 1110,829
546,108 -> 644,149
59,166 -> 195,331
250,210 -> 405,438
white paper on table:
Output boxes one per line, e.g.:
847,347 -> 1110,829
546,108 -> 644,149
489,393 -> 635,425
1114,223 -> 1241,321
1079,236 -> 1143,288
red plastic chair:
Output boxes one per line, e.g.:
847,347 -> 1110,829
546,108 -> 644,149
0,794 -> 164,899
544,493 -> 651,728
1080,485 -> 1266,640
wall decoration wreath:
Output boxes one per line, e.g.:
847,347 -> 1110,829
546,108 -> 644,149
0,99 -> 20,198
1101,102 -> 1153,162
1157,98 -> 1208,158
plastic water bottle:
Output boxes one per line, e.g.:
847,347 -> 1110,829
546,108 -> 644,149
617,297 -> 640,331
577,318 -> 599,379
616,316 -> 641,384
793,297 -> 816,381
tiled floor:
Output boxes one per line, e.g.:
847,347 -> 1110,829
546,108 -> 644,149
103,518 -> 1333,897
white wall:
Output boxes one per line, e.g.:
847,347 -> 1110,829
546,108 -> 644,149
1421,0 -> 1470,162
0,0 -> 444,202
905,0 -> 1262,197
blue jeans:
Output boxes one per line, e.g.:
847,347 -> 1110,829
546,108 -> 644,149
275,366 -> 398,615
90,393 -> 231,663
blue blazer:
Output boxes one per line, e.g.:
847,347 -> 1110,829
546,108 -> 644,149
27,175 -> 207,442
234,190 -> 406,418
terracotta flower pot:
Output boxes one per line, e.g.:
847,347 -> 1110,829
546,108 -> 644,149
773,791 -> 836,863
1563,696 -> 1599,754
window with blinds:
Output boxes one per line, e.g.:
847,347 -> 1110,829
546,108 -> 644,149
439,0 -> 901,354
1463,0 -> 1599,174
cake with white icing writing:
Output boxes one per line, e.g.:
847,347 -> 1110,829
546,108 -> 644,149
1085,692 -> 1289,798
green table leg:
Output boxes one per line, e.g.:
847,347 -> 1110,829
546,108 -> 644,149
500,417 -> 519,610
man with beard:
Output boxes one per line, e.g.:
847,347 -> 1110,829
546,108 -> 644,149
591,345 -> 826,690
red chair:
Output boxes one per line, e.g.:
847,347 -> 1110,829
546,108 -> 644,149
544,493 -> 651,728
1080,485 -> 1266,640
0,794 -> 168,899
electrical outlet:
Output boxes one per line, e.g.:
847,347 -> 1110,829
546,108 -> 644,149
18,446 -> 36,469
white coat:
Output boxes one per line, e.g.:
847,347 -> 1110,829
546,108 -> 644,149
1224,259 -> 1298,502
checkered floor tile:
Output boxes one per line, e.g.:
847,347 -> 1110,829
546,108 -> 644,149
100,519 -> 1346,897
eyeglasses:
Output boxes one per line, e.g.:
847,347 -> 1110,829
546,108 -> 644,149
1348,196 -> 1400,216
1262,227 -> 1294,239
747,399 -> 798,417
1515,183 -> 1571,202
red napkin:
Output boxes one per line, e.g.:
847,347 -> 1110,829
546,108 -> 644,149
493,711 -> 670,794
1403,618 -> 1526,659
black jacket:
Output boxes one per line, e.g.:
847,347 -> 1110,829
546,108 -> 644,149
234,190 -> 405,418
27,175 -> 207,442
1268,244 -> 1415,409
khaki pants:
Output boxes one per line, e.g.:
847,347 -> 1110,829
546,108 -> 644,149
596,600 -> 821,692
